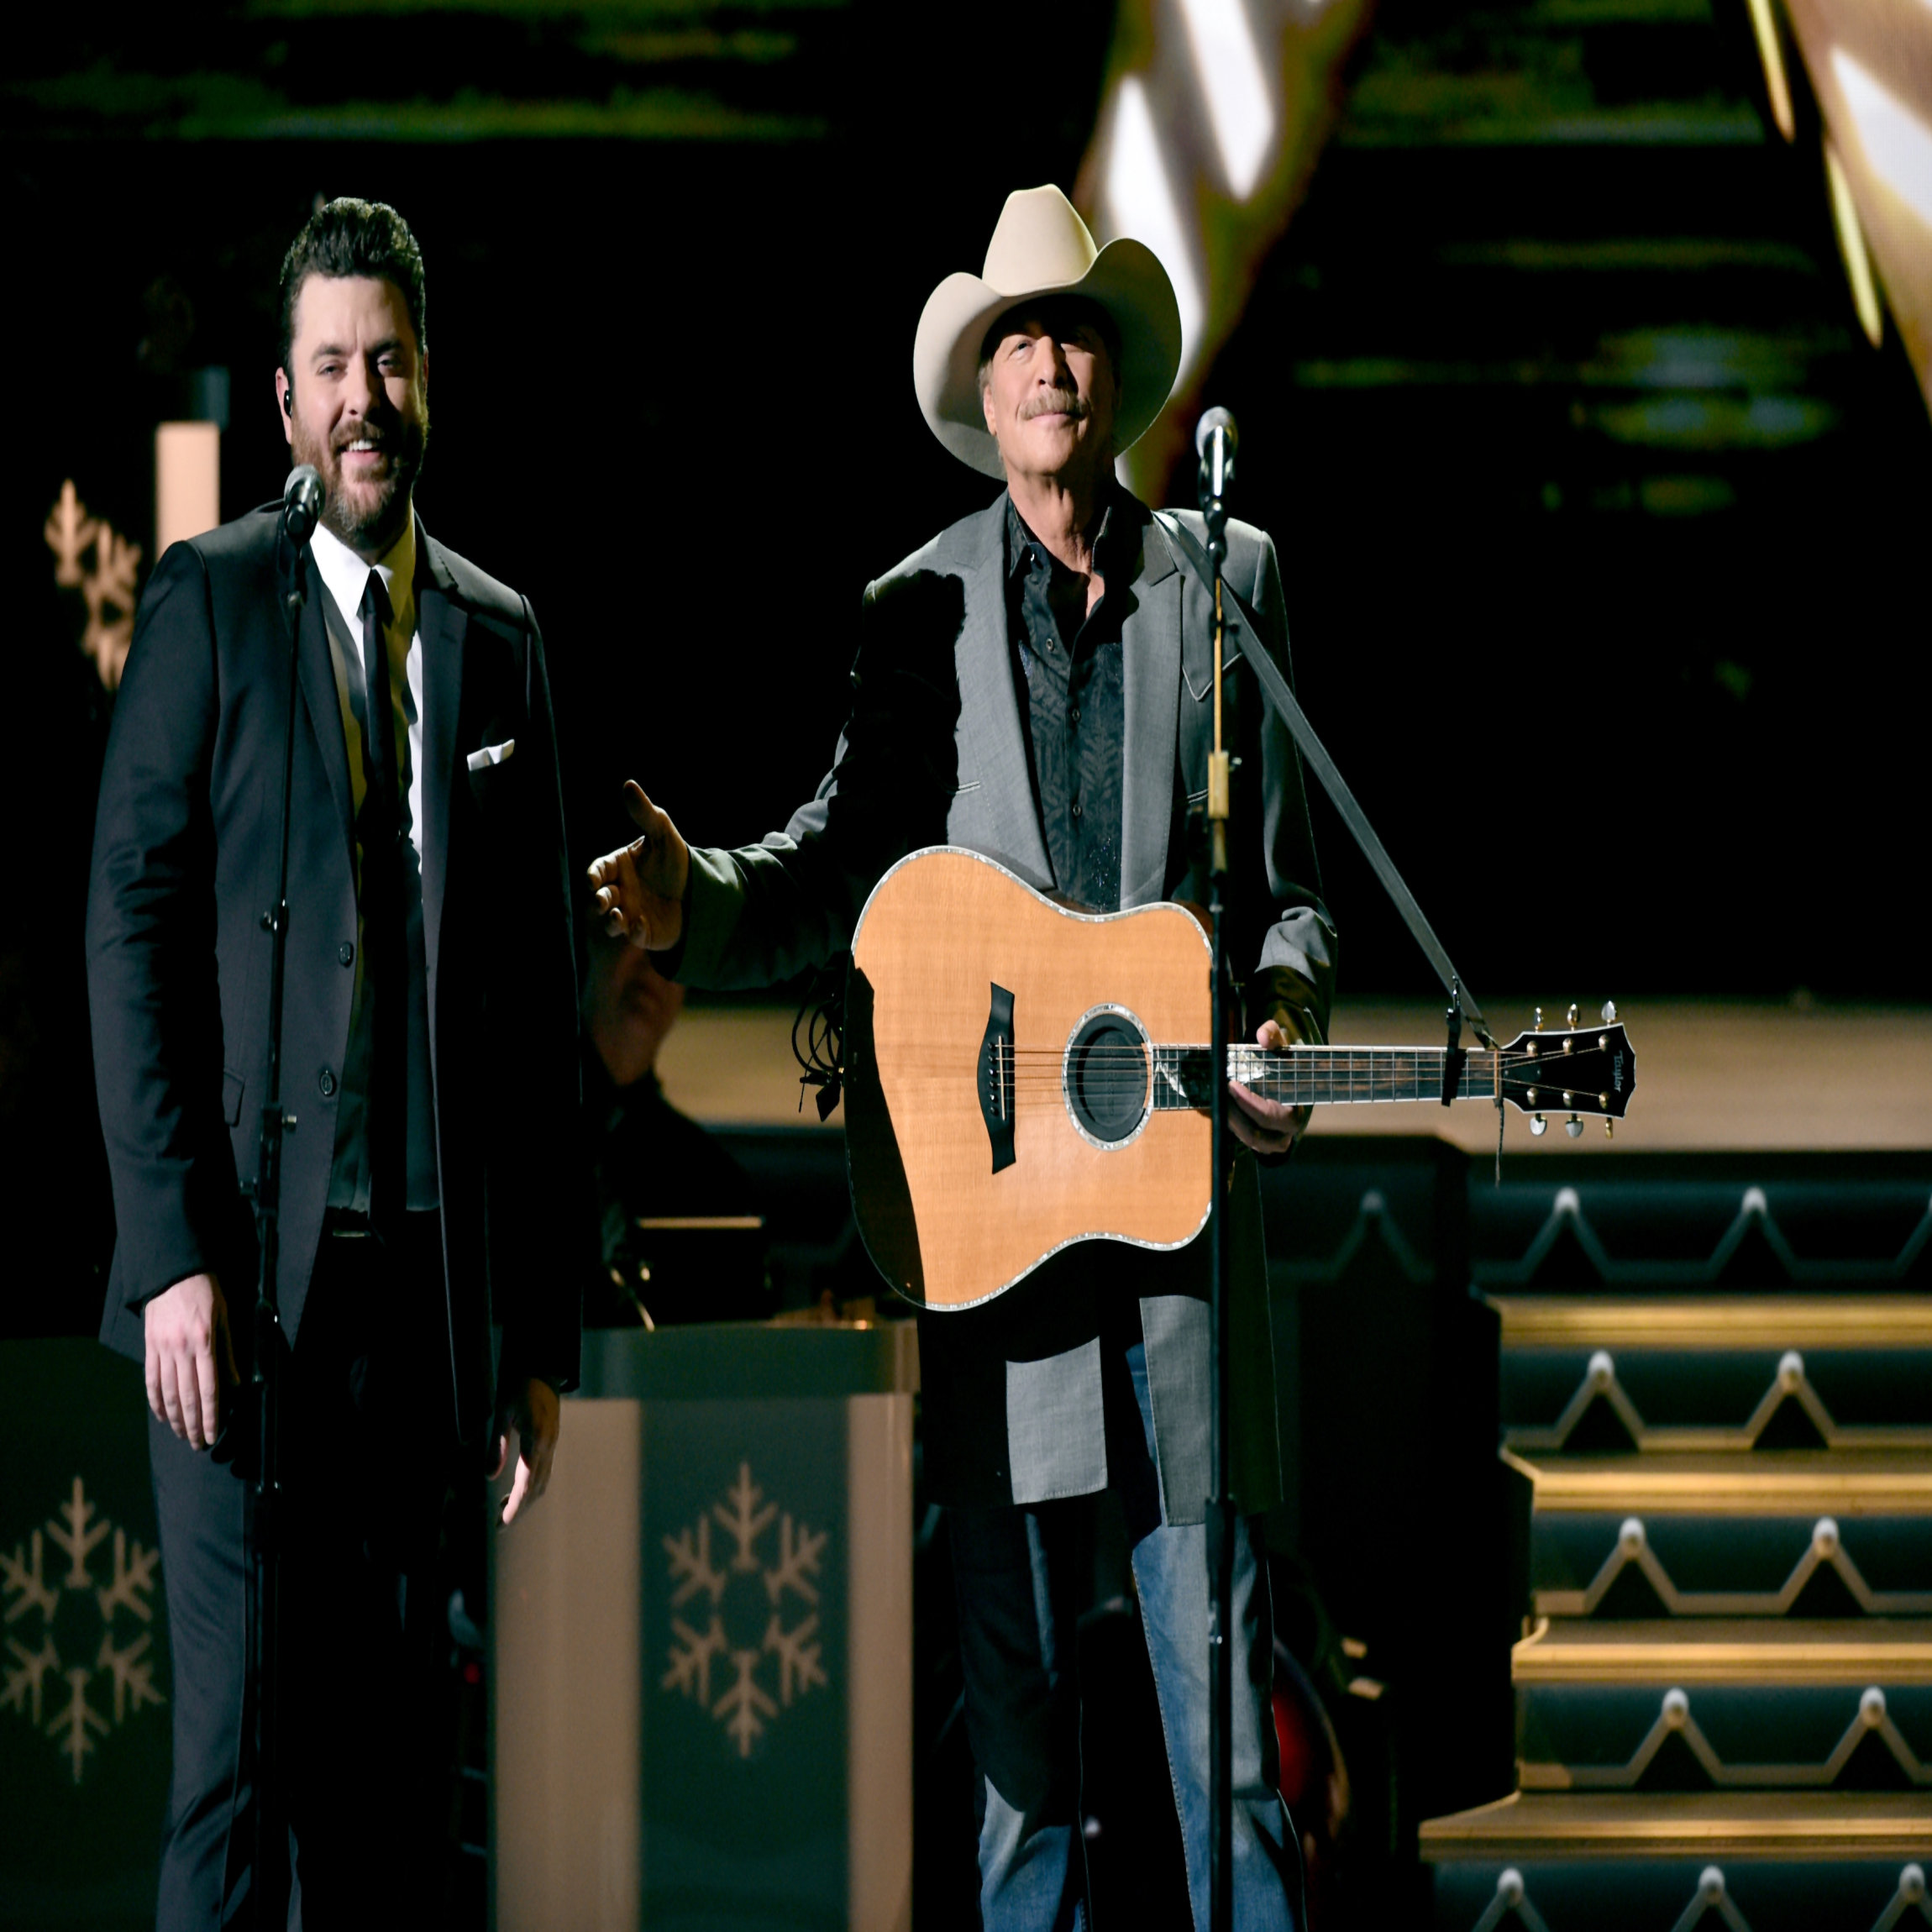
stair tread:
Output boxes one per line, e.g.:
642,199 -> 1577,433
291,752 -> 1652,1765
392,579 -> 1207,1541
1489,1294 -> 1932,1351
1419,1789 -> 1932,1860
1509,1447 -> 1932,1514
1515,1619 -> 1932,1685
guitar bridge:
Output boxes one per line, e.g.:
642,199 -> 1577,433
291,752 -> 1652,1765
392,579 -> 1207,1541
979,983 -> 1016,1173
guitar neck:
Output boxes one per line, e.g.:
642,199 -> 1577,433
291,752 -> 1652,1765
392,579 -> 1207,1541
1153,1045 -> 1500,1110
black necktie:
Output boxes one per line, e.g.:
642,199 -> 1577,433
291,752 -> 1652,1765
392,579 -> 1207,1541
357,571 -> 407,1232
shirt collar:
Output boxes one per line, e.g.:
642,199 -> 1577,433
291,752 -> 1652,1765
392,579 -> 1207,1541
309,513 -> 417,635
1004,484 -> 1133,582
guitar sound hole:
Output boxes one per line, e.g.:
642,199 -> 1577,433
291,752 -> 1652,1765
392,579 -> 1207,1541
1063,1008 -> 1151,1148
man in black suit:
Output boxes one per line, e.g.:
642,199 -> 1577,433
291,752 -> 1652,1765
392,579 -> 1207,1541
87,197 -> 583,1925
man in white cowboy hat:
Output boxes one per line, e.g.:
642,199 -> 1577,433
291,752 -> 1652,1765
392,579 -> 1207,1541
590,185 -> 1333,1929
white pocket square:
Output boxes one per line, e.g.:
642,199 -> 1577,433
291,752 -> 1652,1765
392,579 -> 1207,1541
466,738 -> 516,772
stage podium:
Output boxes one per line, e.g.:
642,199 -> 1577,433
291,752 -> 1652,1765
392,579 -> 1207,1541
492,1322 -> 917,1932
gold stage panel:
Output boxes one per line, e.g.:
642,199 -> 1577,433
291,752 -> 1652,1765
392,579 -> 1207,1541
1510,1449 -> 1932,1516
1419,1789 -> 1932,1860
1491,1297 -> 1932,1352
1513,1619 -> 1932,1687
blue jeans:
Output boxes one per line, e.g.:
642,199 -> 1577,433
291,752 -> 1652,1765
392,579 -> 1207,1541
948,1341 -> 1299,1931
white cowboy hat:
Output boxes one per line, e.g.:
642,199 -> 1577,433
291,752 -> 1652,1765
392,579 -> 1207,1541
913,185 -> 1183,480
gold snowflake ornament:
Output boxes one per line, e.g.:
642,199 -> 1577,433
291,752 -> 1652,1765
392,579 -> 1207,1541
660,1462 -> 827,1758
3,1478 -> 165,1783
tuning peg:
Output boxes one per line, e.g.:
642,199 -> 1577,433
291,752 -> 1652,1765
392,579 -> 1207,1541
1567,1003 -> 1578,1028
1530,1114 -> 1547,1137
1535,1007 -> 1545,1031
1605,1120 -> 1614,1139
1566,1115 -> 1583,1137
1601,1000 -> 1617,1023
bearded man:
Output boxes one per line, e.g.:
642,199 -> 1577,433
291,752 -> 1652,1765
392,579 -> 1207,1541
87,197 -> 584,1924
591,186 -> 1332,1929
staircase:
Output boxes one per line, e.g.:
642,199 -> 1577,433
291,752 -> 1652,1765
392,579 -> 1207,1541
1422,1162 -> 1932,1930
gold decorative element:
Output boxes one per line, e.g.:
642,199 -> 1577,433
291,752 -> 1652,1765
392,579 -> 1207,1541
42,480 -> 97,587
1475,1185 -> 1932,1291
1505,1346 -> 1932,1455
44,480 -> 143,691
1519,1681 -> 1931,1791
1744,0 -> 1795,139
1419,1788 -> 1932,1860
1525,1502 -> 1932,1619
1520,1450 -> 1932,1517
1491,1297 -> 1932,1352
1515,1620 -> 1932,1688
1825,135 -> 1885,349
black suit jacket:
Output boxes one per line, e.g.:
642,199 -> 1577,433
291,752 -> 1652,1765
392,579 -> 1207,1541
87,505 -> 584,1443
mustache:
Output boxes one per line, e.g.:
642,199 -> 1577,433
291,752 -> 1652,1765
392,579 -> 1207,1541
1021,387 -> 1091,422
329,418 -> 412,454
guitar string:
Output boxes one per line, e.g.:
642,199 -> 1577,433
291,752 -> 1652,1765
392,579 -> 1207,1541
965,1046 -> 1599,1103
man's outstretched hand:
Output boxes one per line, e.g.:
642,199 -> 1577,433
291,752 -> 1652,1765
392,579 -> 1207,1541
491,1377 -> 561,1528
144,1272 -> 239,1450
587,781 -> 690,952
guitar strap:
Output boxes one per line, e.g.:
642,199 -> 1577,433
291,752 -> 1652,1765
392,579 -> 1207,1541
1152,510 -> 1495,1051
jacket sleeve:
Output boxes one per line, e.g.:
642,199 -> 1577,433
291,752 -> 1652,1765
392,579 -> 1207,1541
675,565 -> 965,991
1243,530 -> 1338,1044
491,596 -> 589,1394
86,542 -> 243,1310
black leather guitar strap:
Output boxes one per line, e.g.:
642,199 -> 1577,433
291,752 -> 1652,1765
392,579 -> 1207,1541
1152,509 -> 1494,1051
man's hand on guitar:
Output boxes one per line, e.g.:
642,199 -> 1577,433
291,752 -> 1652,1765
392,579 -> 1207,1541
1228,1016 -> 1311,1156
587,780 -> 691,951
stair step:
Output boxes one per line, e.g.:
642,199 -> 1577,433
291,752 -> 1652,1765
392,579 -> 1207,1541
1495,1302 -> 1932,1452
1512,1641 -> 1932,1793
1530,1504 -> 1931,1620
1513,1449 -> 1932,1516
1515,1620 -> 1932,1686
1431,1839 -> 1930,1932
1419,1788 -> 1932,1861
1490,1296 -> 1932,1351
1470,1178 -> 1932,1293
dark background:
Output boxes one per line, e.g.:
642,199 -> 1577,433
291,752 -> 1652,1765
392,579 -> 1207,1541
3,0 -> 1929,1336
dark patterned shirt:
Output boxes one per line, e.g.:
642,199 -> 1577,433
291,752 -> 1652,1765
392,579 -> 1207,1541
1004,489 -> 1137,913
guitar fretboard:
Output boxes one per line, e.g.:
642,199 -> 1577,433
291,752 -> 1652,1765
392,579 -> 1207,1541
1151,1046 -> 1501,1110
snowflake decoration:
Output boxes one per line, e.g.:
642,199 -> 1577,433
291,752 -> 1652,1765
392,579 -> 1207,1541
3,1477 -> 165,1783
661,1462 -> 827,1758
44,480 -> 142,691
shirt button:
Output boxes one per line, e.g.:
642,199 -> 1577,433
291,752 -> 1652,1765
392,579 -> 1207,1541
318,1066 -> 337,1099
1071,798 -> 1084,820
1070,705 -> 1081,726
339,942 -> 355,968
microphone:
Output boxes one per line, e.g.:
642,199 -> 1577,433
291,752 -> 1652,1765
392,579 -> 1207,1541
1195,407 -> 1237,501
282,465 -> 324,547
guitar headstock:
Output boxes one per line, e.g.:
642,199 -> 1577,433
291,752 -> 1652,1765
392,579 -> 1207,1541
1496,1001 -> 1635,1137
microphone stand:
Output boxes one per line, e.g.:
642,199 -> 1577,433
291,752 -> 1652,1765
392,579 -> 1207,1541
1200,437 -> 1236,1932
249,519 -> 308,1928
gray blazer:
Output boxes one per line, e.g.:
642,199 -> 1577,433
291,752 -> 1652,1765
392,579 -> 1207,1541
677,492 -> 1336,1521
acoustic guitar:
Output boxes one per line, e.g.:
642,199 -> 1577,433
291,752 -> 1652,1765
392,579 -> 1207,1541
843,846 -> 1635,1310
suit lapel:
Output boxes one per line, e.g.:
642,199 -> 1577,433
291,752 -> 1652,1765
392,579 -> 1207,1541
953,501 -> 1053,888
414,524 -> 466,1003
282,538 -> 354,862
1119,509 -> 1181,907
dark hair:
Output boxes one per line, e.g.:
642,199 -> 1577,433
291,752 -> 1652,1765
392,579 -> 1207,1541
977,295 -> 1121,395
276,197 -> 428,375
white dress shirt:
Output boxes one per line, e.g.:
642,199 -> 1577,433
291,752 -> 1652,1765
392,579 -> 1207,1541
309,518 -> 438,1214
